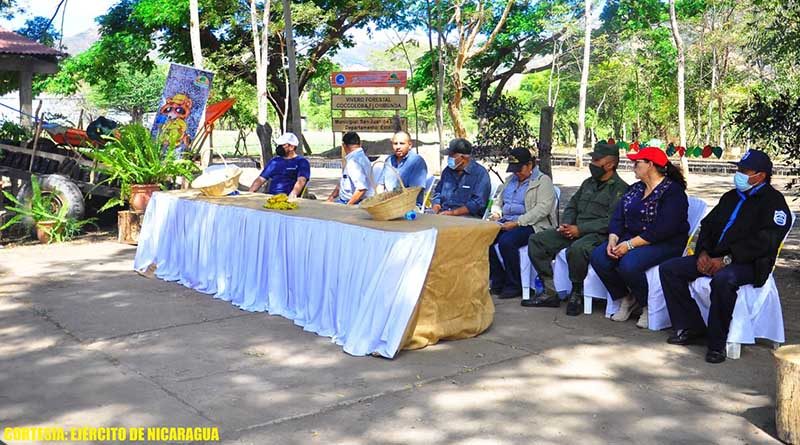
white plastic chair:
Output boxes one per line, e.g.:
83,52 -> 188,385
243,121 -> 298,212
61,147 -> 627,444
687,212 -> 795,359
517,186 -> 560,301
419,175 -> 437,211
371,162 -> 384,187
582,196 -> 707,320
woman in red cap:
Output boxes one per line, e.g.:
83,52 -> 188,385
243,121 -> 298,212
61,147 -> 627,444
589,147 -> 689,328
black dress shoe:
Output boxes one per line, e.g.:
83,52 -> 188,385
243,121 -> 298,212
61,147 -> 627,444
522,294 -> 560,308
498,287 -> 522,299
666,329 -> 706,346
705,349 -> 726,364
565,293 -> 583,316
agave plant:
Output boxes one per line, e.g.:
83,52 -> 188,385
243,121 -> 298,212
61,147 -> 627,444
89,124 -> 199,210
1,178 -> 97,243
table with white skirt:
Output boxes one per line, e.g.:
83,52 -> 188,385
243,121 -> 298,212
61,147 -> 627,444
134,191 -> 500,358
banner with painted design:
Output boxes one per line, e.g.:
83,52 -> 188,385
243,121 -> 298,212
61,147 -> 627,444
151,63 -> 214,155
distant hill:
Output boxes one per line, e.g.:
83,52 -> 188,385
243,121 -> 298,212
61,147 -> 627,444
61,26 -> 99,55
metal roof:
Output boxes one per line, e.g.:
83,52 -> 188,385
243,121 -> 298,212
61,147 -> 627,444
0,26 -> 64,57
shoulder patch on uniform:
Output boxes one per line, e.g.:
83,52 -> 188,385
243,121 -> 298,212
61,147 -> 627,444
774,210 -> 788,226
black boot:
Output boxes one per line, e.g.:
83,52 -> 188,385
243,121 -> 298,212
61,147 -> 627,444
565,286 -> 583,316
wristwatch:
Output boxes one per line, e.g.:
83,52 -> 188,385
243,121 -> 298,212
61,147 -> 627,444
722,254 -> 733,266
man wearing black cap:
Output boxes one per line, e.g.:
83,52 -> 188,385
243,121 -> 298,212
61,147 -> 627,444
526,141 -> 628,315
431,138 -> 491,218
659,149 -> 791,363
489,148 -> 558,299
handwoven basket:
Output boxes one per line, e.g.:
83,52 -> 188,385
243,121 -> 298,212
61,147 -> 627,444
359,165 -> 422,221
191,165 -> 243,196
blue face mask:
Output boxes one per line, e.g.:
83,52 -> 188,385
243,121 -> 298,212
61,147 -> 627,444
447,156 -> 457,169
734,171 -> 754,192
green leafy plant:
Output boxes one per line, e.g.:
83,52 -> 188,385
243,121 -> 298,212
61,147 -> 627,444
0,120 -> 32,143
473,95 -> 536,181
89,124 -> 199,210
1,178 -> 97,243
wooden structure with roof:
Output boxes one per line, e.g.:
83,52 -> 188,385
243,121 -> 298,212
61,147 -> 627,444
0,26 -> 64,127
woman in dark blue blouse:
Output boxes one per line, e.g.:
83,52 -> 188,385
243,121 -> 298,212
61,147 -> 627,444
590,147 -> 689,328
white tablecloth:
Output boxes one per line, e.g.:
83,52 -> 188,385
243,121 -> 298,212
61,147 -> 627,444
134,192 -> 437,358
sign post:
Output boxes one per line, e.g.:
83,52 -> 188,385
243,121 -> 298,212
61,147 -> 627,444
329,71 -> 409,155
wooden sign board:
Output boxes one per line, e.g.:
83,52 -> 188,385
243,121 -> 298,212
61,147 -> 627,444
332,117 -> 408,133
332,94 -> 407,110
330,71 -> 408,88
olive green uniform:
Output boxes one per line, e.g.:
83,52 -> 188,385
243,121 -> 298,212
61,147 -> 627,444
528,172 -> 628,287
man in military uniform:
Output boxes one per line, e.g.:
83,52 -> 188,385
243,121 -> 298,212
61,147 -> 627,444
660,149 -> 791,363
525,141 -> 628,315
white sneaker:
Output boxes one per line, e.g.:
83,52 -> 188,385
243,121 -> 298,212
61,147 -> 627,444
612,295 -> 638,322
636,308 -> 648,329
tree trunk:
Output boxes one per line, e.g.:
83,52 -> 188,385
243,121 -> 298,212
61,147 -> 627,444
283,0 -> 304,154
250,0 -> 271,127
718,95 -> 725,149
706,47 -> 717,145
189,0 -> 203,68
256,123 -> 273,169
538,106 -> 554,178
435,0 -> 446,153
775,345 -> 800,445
575,0 -> 592,168
448,69 -> 468,138
669,0 -> 688,176
130,108 -> 143,125
447,0 -> 515,140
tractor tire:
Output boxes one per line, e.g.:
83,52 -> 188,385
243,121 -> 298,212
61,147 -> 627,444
15,174 -> 86,229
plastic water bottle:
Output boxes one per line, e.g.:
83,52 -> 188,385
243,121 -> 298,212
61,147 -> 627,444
404,210 -> 417,221
534,276 -> 545,294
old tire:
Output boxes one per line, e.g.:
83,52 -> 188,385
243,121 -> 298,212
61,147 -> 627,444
15,174 -> 85,230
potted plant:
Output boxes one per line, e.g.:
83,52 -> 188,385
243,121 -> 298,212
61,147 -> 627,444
1,178 -> 97,243
90,124 -> 199,212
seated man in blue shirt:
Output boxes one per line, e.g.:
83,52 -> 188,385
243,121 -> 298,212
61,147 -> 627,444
248,132 -> 310,198
376,130 -> 428,204
431,138 -> 491,217
327,131 -> 375,205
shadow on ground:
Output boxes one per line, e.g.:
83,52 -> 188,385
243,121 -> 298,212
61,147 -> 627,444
0,239 -> 788,444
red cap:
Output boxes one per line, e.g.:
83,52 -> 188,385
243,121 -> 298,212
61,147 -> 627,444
627,147 -> 668,167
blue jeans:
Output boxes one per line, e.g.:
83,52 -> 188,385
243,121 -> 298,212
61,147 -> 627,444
489,225 -> 535,291
590,241 -> 684,307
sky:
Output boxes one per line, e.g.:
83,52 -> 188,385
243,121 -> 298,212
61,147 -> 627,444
0,0 -> 117,37
0,0 -> 412,69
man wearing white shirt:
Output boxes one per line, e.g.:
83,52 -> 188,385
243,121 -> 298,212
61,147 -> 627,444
327,131 -> 375,205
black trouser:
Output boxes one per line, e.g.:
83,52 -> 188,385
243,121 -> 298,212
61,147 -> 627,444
659,255 -> 755,351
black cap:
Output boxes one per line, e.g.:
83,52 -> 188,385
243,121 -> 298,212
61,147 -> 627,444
590,140 -> 620,160
506,148 -> 533,172
445,138 -> 473,155
732,149 -> 772,175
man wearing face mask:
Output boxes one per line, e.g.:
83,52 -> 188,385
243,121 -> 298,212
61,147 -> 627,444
431,138 -> 491,217
526,141 -> 628,316
248,132 -> 310,197
376,131 -> 428,205
488,148 -> 558,300
659,149 -> 790,364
